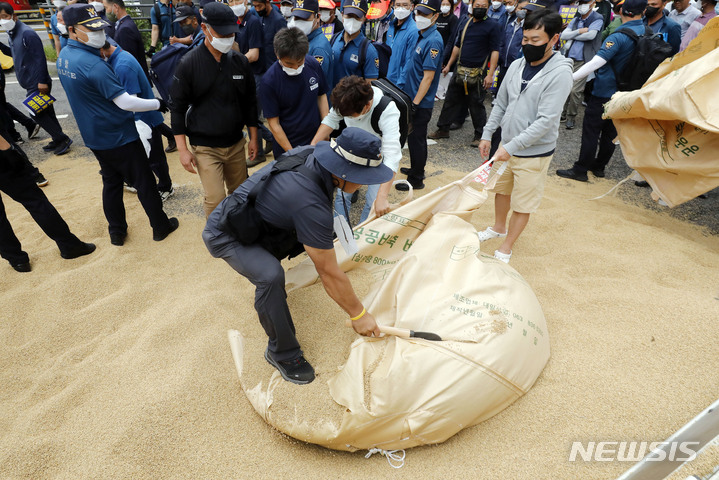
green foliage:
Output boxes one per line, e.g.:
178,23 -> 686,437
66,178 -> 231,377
44,44 -> 57,62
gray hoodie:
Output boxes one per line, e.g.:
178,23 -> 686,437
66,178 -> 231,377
481,52 -> 573,157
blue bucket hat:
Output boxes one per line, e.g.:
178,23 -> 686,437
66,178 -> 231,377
314,127 -> 393,185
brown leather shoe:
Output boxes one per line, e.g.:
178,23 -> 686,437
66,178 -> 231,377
428,129 -> 450,140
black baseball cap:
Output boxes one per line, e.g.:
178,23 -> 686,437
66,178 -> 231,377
342,0 -> 368,16
415,0 -> 441,14
201,2 -> 239,34
621,0 -> 647,14
174,5 -> 195,22
292,0 -> 319,19
63,4 -> 110,30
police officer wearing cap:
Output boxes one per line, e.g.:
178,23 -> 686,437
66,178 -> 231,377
203,127 -> 392,385
171,4 -> 205,46
397,0 -> 445,191
289,0 -> 334,81
557,0 -> 648,181
59,4 -> 179,245
330,0 -> 380,88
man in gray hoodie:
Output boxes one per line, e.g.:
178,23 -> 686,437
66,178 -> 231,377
476,8 -> 572,263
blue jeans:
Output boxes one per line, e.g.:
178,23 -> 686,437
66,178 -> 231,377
334,183 -> 381,224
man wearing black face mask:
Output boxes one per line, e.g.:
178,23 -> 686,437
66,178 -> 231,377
429,0 -> 501,147
643,0 -> 680,53
477,9 -> 572,264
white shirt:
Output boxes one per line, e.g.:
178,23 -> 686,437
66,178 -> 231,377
668,5 -> 702,37
321,86 -> 402,173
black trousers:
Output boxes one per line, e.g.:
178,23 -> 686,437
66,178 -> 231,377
6,102 -> 35,131
156,122 -> 175,146
149,125 -> 172,192
33,103 -> 68,144
91,139 -> 170,237
573,95 -> 617,173
437,77 -> 487,137
0,161 -> 83,265
406,106 -> 433,185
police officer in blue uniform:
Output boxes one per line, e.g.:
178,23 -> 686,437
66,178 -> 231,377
59,4 -> 179,245
385,0 -> 418,90
397,0 -> 444,191
556,0 -> 647,181
330,0 -> 380,88
289,0 -> 334,82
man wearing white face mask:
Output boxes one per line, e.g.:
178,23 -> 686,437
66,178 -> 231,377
0,2 -> 73,156
385,0 -> 418,89
330,0 -> 379,88
489,0 -> 508,24
50,0 -> 69,52
59,4 -> 179,245
280,0 -> 294,18
261,27 -> 329,158
170,2 -> 260,217
289,0 -> 334,81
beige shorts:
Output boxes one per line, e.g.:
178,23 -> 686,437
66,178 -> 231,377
488,153 -> 554,214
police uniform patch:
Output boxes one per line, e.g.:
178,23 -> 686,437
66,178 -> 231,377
375,57 -> 379,68
605,41 -> 615,49
430,48 -> 439,59
314,55 -> 324,65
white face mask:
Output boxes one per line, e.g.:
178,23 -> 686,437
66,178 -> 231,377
577,3 -> 591,13
80,29 -> 106,48
342,16 -> 362,35
231,4 -> 247,16
491,1 -> 502,8
414,13 -> 433,29
288,17 -> 314,35
282,62 -> 305,76
506,4 -> 515,12
440,4 -> 451,13
90,1 -> 104,12
462,0 -> 470,4
394,7 -> 412,19
516,8 -> 526,17
57,22 -> 68,34
280,5 -> 292,16
53,0 -> 67,6
209,32 -> 234,53
320,10 -> 331,22
0,19 -> 16,31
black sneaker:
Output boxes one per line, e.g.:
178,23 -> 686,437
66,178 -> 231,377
12,135 -> 24,145
164,140 -> 177,153
449,122 -> 463,131
396,181 -> 424,191
60,242 -> 96,259
556,168 -> 588,182
11,261 -> 31,273
35,172 -> 49,187
246,155 -> 267,168
153,217 -> 179,241
42,140 -> 58,151
351,190 -> 360,203
264,349 -> 315,385
400,167 -> 412,176
110,233 -> 127,246
635,180 -> 650,188
53,138 -> 73,156
27,123 -> 41,139
591,169 -> 605,178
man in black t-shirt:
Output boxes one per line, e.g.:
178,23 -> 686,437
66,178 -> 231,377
203,128 -> 393,385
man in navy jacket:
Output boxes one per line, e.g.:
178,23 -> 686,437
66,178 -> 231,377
0,2 -> 72,155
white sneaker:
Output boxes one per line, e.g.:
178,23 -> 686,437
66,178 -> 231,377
494,250 -> 512,263
476,227 -> 507,242
159,187 -> 175,203
123,183 -> 137,193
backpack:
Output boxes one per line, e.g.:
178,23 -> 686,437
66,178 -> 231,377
610,26 -> 673,91
332,33 -> 392,79
217,147 -> 331,260
369,77 -> 413,147
149,43 -> 190,102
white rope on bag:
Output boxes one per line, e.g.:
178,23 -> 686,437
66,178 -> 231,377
364,448 -> 406,468
589,172 -> 635,201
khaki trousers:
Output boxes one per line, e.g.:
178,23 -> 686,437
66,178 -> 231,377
192,138 -> 248,217
564,59 -> 587,120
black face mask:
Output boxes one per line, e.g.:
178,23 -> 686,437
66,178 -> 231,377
181,23 -> 195,35
645,5 -> 661,16
256,6 -> 268,16
473,7 -> 487,18
522,41 -> 548,63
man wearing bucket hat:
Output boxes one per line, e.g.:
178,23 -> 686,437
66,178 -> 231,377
203,127 -> 392,385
